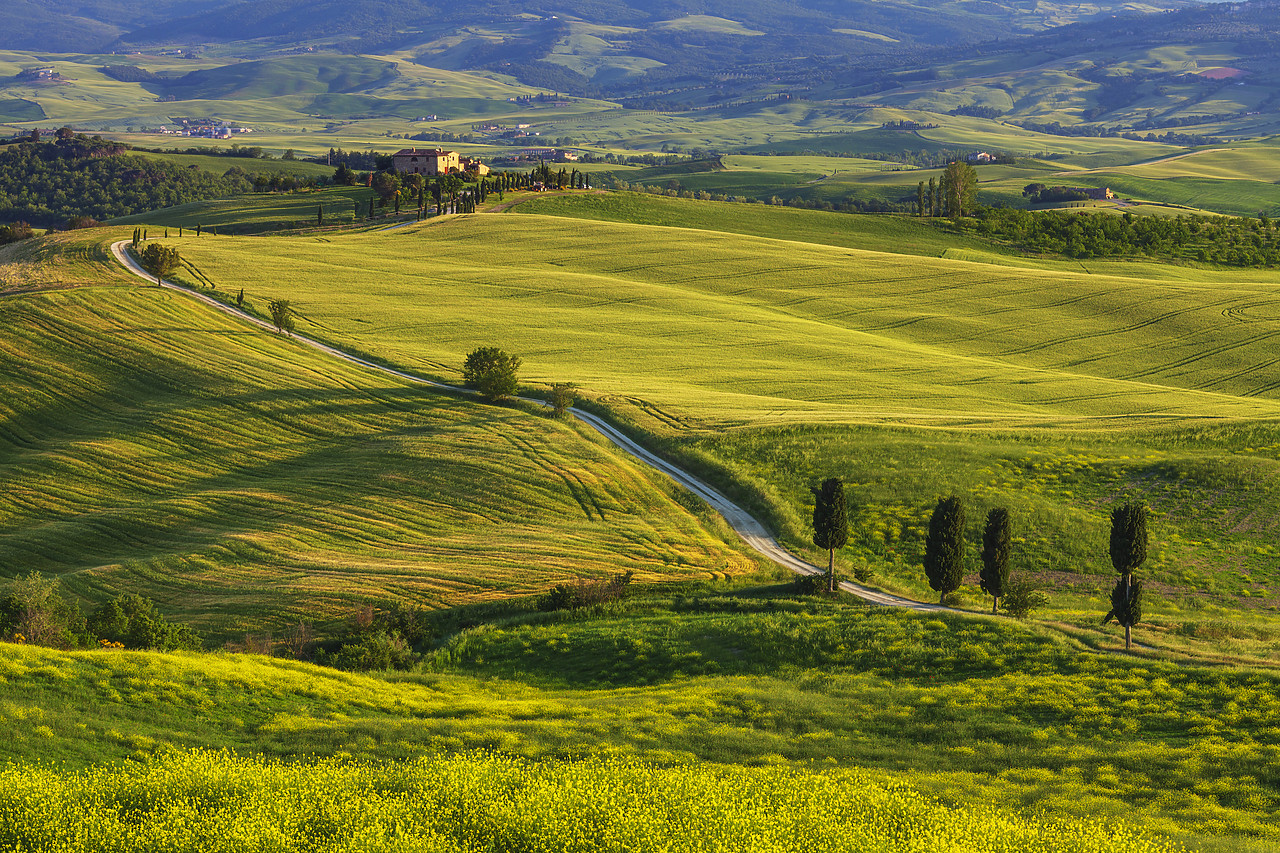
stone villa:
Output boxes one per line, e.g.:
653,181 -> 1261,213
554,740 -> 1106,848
392,148 -> 490,177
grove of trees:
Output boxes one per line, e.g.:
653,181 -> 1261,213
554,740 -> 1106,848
0,136 -> 251,226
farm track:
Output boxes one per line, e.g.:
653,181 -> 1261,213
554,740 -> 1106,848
109,241 -> 939,612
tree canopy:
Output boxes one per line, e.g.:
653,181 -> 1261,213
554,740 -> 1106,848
463,347 -> 521,402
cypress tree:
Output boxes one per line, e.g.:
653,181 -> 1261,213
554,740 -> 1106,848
924,496 -> 965,603
917,181 -> 926,217
810,478 -> 849,593
1103,502 -> 1148,650
979,507 -> 1010,614
317,205 -> 324,227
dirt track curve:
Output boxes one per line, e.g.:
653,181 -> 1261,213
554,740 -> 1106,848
110,241 -> 940,611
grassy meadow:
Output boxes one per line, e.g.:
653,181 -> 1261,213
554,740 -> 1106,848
0,233 -> 759,642
112,186 -> 381,233
0,589 -> 1277,848
138,198 -> 1280,650
0,747 -> 1185,853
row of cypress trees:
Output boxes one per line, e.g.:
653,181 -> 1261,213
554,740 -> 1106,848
812,479 -> 1148,647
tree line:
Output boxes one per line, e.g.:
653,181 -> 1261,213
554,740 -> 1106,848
971,206 -> 1280,265
812,480 -> 1148,647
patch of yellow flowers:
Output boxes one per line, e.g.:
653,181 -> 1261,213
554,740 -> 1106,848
0,750 -> 1182,853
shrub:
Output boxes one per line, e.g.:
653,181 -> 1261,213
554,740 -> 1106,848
549,382 -> 576,417
87,593 -> 202,651
0,220 -> 34,244
1000,576 -> 1049,619
538,571 -> 633,611
329,630 -> 413,671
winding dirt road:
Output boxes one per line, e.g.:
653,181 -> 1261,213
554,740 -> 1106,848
110,241 -> 939,611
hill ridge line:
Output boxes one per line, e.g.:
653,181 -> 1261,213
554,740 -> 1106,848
108,239 -> 939,612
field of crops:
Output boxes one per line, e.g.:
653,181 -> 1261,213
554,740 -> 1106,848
0,235 -> 757,640
135,201 -> 1280,632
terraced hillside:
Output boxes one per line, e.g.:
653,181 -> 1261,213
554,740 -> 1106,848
0,233 -> 757,642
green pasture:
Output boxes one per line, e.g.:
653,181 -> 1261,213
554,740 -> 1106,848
512,191 -> 997,257
0,238 -> 757,641
137,150 -> 335,178
696,424 -> 1280,641
0,595 -> 1276,847
111,186 -> 378,233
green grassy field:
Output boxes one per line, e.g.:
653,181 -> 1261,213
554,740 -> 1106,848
0,233 -> 758,642
169,209 -> 1280,429
142,199 -> 1280,646
0,588 -> 1276,848
111,186 -> 383,233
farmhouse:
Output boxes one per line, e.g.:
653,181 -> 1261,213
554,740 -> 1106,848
392,148 -> 490,177
1075,187 -> 1115,200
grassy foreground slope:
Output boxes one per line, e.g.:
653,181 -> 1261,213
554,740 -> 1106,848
0,234 -> 757,641
1,589 -> 1277,846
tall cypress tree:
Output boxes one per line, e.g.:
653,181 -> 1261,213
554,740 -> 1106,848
811,478 -> 849,593
1103,502 -> 1148,650
924,496 -> 965,604
979,507 -> 1010,614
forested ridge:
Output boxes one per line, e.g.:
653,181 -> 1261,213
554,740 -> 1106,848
0,137 -> 250,227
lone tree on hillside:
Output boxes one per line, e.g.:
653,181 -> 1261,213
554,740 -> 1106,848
268,299 -> 295,336
810,478 -> 849,593
1103,502 -> 1148,650
979,507 -> 1011,614
463,346 -> 521,402
137,243 -> 180,283
924,496 -> 965,604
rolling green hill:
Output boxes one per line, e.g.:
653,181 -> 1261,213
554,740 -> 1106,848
0,232 -> 757,642
153,56 -> 398,101
141,199 -> 1280,633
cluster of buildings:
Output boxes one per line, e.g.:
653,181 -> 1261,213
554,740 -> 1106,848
153,119 -> 252,138
392,148 -> 490,176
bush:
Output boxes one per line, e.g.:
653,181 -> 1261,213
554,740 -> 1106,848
0,572 -> 88,649
329,630 -> 413,671
1000,577 -> 1049,619
792,573 -> 842,596
0,221 -> 34,245
549,382 -> 576,417
87,593 -> 202,651
538,572 -> 633,611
